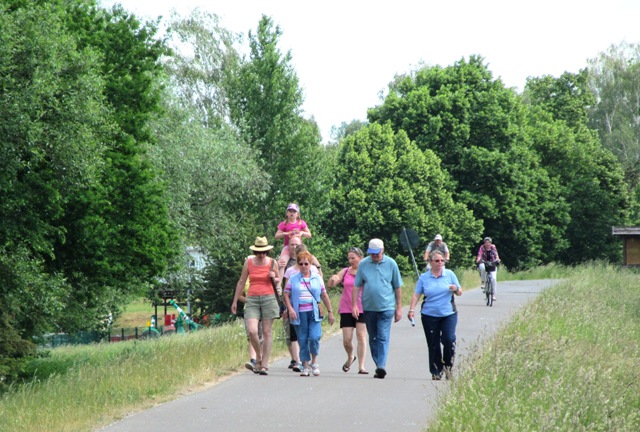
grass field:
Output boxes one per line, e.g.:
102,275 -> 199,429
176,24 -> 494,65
0,264 -> 637,431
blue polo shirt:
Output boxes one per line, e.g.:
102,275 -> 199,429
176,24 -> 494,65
354,255 -> 403,312
415,269 -> 460,317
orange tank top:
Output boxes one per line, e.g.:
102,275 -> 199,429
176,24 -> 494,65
247,258 -> 274,296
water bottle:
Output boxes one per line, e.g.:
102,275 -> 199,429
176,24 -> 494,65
409,316 -> 415,326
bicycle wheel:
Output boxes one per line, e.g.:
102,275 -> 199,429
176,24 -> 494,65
486,278 -> 493,307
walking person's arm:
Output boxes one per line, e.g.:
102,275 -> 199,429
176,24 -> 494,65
394,287 -> 402,322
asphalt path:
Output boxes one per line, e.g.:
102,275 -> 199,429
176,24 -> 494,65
101,279 -> 559,432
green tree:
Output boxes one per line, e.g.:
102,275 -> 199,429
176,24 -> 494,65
524,72 -> 630,262
322,123 -> 482,272
225,15 -> 332,230
0,1 -> 112,386
587,42 -> 640,190
165,8 -> 240,129
368,57 -> 568,268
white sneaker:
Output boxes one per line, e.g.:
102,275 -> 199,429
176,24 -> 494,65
300,368 -> 310,377
311,363 -> 320,376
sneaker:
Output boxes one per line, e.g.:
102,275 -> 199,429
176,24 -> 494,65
244,359 -> 256,372
444,368 -> 453,381
432,373 -> 443,380
481,283 -> 485,293
288,359 -> 297,369
373,368 -> 387,379
311,364 -> 320,376
292,362 -> 302,372
300,368 -> 310,377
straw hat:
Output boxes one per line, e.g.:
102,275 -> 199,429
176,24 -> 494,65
249,236 -> 274,252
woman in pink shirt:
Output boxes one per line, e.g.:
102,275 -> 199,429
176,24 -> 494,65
327,247 -> 368,374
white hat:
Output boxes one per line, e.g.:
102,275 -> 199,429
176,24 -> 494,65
367,238 -> 384,254
249,236 -> 274,252
434,234 -> 443,241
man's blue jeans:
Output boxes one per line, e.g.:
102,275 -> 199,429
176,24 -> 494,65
364,310 -> 395,369
421,313 -> 457,375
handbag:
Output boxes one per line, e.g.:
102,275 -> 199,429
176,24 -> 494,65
270,258 -> 286,318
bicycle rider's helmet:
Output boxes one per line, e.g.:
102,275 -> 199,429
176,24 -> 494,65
483,237 -> 492,243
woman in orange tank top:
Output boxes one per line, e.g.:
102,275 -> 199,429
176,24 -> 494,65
231,237 -> 281,375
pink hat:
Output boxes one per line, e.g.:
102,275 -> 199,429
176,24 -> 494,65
287,203 -> 299,212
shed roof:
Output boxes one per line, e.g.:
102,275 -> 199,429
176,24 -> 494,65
611,226 -> 640,236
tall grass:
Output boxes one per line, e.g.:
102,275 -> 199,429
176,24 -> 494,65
0,292 -> 346,432
427,263 -> 640,431
0,320 -> 283,431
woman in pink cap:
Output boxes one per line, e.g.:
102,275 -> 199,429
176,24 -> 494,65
275,203 -> 311,280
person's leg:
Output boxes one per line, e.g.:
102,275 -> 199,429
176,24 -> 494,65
246,318 -> 262,365
297,311 -> 311,371
308,319 -> 322,375
364,311 -> 379,368
441,313 -> 458,377
277,246 -> 290,282
355,322 -> 368,372
478,262 -> 487,288
491,269 -> 498,299
373,310 -> 394,373
342,326 -> 355,364
421,314 -> 444,377
259,318 -> 274,370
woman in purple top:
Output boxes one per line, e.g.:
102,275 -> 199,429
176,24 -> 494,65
327,247 -> 368,374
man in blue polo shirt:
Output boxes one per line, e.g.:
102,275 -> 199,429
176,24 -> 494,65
352,238 -> 403,379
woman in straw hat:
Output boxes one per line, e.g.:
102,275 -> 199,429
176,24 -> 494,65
231,237 -> 281,375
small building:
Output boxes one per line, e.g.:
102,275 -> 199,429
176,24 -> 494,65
611,226 -> 640,267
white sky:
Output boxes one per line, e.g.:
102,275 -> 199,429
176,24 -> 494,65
103,0 -> 640,142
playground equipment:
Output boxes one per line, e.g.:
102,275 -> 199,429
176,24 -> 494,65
140,299 -> 202,339
169,299 -> 203,333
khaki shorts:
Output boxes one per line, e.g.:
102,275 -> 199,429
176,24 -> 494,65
244,294 -> 280,320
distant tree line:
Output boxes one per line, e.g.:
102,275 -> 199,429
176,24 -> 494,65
1,0 -> 638,388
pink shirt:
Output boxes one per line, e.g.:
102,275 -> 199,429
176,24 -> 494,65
339,270 -> 363,314
277,220 -> 308,246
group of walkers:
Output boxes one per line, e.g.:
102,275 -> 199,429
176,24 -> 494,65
230,202 -> 501,381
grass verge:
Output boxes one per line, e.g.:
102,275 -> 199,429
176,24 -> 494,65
426,263 -> 640,431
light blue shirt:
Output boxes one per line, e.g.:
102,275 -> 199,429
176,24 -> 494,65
354,255 -> 403,312
415,269 -> 460,317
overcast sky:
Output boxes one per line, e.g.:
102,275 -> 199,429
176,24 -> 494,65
103,0 -> 640,142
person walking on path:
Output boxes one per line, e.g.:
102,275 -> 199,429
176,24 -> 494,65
284,251 -> 335,376
408,250 -> 462,381
231,237 -> 281,375
327,247 -> 368,374
423,234 -> 450,270
352,238 -> 403,379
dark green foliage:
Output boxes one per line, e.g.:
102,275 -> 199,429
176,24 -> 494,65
322,123 -> 482,271
368,57 -> 570,268
524,72 -> 630,263
225,15 -> 332,227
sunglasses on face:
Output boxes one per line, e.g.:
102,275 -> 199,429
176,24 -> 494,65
255,251 -> 268,255
432,259 -> 444,262
298,262 -> 310,266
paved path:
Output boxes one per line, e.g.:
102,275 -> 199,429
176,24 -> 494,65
101,279 -> 559,432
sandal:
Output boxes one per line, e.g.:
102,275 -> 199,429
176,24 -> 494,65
358,369 -> 369,374
342,356 -> 356,373
252,361 -> 261,374
258,366 -> 269,376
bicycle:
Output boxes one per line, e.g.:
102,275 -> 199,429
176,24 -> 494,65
480,260 -> 499,307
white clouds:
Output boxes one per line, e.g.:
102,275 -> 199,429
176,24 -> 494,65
103,0 -> 640,142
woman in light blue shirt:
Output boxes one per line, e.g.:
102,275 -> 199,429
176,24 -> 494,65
408,250 -> 462,380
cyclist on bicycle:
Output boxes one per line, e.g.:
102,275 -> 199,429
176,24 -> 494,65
476,237 -> 501,301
